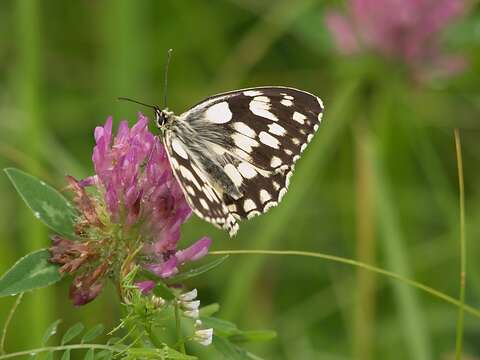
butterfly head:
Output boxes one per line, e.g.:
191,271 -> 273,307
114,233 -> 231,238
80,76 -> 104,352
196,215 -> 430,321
154,107 -> 174,133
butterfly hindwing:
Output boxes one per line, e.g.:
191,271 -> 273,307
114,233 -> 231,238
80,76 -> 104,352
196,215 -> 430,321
164,86 -> 324,236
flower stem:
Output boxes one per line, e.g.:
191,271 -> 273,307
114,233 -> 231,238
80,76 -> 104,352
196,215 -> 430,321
0,293 -> 24,355
0,344 -> 116,359
175,301 -> 186,354
210,250 -> 480,319
454,129 -> 466,360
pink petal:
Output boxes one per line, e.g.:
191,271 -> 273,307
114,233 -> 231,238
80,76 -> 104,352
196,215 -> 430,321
175,237 -> 212,264
325,12 -> 360,55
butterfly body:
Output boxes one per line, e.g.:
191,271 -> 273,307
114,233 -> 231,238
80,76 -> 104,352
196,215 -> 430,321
154,87 -> 324,236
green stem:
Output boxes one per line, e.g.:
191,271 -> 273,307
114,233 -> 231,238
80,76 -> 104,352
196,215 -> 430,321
454,129 -> 466,360
0,293 -> 24,355
0,344 -> 117,359
210,250 -> 480,319
175,301 -> 186,354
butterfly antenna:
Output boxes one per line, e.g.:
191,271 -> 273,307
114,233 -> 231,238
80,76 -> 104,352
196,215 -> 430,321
117,97 -> 156,110
163,48 -> 173,108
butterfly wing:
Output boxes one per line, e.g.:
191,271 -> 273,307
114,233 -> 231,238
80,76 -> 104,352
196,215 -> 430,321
164,86 -> 324,236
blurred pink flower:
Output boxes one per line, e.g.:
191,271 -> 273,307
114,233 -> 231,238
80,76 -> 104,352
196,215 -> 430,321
325,0 -> 467,76
50,115 -> 211,305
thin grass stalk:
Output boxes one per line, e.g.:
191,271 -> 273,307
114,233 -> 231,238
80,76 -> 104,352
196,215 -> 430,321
15,0 -> 51,347
221,79 -> 361,319
0,294 -> 23,355
454,129 -> 466,360
211,250 -> 480,319
353,124 -> 376,360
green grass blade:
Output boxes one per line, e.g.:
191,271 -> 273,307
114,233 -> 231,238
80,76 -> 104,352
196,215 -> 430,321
454,129 -> 466,360
369,135 -> 432,360
15,0 -> 52,348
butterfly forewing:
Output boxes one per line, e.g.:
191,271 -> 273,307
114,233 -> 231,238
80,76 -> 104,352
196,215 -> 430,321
163,86 -> 324,236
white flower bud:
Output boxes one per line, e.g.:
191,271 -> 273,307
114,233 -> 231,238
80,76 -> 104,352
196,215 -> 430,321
182,300 -> 200,311
179,288 -> 197,301
194,328 -> 213,346
184,309 -> 199,319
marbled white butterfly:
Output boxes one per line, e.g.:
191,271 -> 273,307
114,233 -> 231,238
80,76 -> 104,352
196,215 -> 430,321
122,87 -> 324,236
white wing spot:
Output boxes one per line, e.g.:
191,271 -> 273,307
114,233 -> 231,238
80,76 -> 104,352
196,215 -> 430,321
284,149 -> 293,155
247,210 -> 261,219
273,181 -> 280,190
203,185 -> 219,202
300,143 -> 307,152
270,156 -> 282,168
259,131 -> 280,149
224,164 -> 243,187
286,171 -> 294,187
249,99 -> 279,122
280,99 -> 293,107
233,122 -> 256,138
292,111 -> 307,124
243,198 -> 256,213
186,185 -> 196,195
318,112 -> 324,122
232,132 -> 259,153
260,189 -> 272,203
267,123 -> 286,136
292,138 -> 300,145
264,202 -> 277,211
317,97 -> 324,109
205,101 -> 232,124
243,90 -> 263,97
169,157 -> 179,169
278,188 -> 288,201
253,96 -> 270,103
228,203 -> 237,212
171,138 -> 189,159
199,198 -> 209,210
179,166 -> 202,189
314,124 -> 319,131
238,162 -> 257,179
307,134 -> 314,142
281,93 -> 294,100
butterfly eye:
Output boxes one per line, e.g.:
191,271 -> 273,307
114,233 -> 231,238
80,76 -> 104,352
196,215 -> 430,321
154,109 -> 164,128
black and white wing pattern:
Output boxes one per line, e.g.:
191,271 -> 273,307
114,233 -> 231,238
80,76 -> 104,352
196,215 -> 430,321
163,86 -> 324,236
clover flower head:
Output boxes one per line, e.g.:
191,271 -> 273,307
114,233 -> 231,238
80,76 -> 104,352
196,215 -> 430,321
50,115 -> 211,305
325,0 -> 467,78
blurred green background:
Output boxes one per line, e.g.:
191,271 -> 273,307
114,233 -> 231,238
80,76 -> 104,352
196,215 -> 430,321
1,1 -> 480,359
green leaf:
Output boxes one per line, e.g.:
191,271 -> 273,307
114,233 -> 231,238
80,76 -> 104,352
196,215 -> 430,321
84,348 -> 95,360
199,303 -> 220,317
202,316 -> 276,344
42,319 -> 62,345
200,317 -> 239,337
4,167 -> 77,238
213,336 -> 248,359
229,330 -> 277,344
94,350 -> 112,360
152,281 -> 175,301
0,249 -> 62,297
45,352 -> 54,360
61,322 -> 84,345
81,324 -> 104,343
61,350 -> 71,360
165,255 -> 229,284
